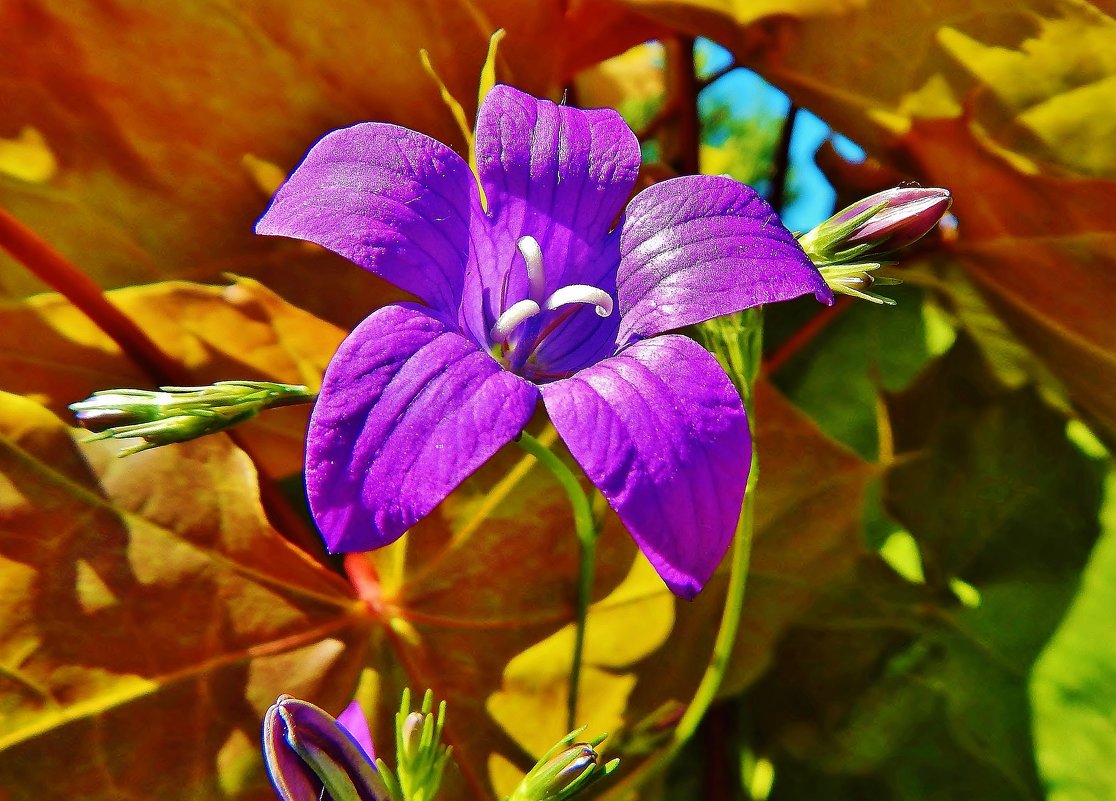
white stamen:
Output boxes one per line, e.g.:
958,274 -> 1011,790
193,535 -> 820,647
490,299 -> 542,342
544,284 -> 614,317
517,235 -> 546,301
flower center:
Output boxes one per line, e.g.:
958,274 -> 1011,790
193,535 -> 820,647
488,235 -> 614,378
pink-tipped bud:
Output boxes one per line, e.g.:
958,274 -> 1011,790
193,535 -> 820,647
800,186 -> 952,262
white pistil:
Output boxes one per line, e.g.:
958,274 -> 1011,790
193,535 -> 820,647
517,235 -> 546,301
544,284 -> 614,317
490,299 -> 542,342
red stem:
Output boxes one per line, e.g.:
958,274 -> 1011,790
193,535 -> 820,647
343,553 -> 385,613
0,206 -> 326,559
0,207 -> 182,385
764,297 -> 852,375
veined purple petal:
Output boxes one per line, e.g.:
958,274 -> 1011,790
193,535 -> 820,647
540,335 -> 750,598
307,304 -> 539,551
461,85 -> 638,344
256,123 -> 482,317
616,176 -> 832,344
337,701 -> 375,763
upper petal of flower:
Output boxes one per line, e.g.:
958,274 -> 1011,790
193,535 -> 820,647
540,335 -> 750,598
306,304 -> 539,552
460,85 -> 639,344
615,175 -> 832,344
256,123 -> 482,317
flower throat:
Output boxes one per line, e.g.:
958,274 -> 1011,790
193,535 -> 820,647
488,235 -> 613,380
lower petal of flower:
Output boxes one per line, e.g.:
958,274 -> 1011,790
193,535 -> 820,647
307,304 -> 539,552
540,335 -> 750,598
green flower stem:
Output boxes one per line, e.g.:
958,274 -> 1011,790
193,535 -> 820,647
599,307 -> 763,801
672,465 -> 754,740
596,482 -> 755,801
515,430 -> 599,732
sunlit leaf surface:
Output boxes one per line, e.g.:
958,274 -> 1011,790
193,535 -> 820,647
0,394 -> 371,799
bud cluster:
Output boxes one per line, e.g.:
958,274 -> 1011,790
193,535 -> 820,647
69,380 -> 314,455
376,689 -> 452,801
798,186 -> 952,305
260,691 -> 618,801
508,727 -> 619,801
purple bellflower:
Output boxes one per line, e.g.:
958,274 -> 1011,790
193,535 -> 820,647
257,85 -> 831,598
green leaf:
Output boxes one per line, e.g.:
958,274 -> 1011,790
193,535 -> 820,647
740,336 -> 1108,800
1032,467 -> 1116,801
767,288 -> 935,461
884,336 -> 1102,583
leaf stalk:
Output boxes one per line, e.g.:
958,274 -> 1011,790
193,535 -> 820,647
515,431 -> 599,732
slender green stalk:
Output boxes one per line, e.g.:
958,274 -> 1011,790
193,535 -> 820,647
515,431 -> 599,731
596,483 -> 755,801
601,307 -> 765,801
672,468 -> 754,740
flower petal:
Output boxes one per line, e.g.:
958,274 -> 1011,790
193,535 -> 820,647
307,304 -> 539,551
540,335 -> 750,598
461,85 -> 639,343
337,701 -> 375,763
615,175 -> 832,344
256,123 -> 481,316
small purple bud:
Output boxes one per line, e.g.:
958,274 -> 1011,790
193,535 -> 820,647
800,186 -> 952,263
262,695 -> 386,801
263,697 -> 321,801
549,744 -> 602,786
510,730 -> 619,801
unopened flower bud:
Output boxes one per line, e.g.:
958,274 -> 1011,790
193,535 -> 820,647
68,381 -> 314,455
510,728 -> 620,801
392,689 -> 451,801
399,712 -> 425,760
799,186 -> 952,264
262,695 -> 388,801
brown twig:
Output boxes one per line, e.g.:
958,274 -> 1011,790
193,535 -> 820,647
698,63 -> 738,92
764,297 -> 853,375
0,207 -> 181,385
660,35 -> 701,175
637,100 -> 676,143
702,703 -> 733,801
768,104 -> 798,215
